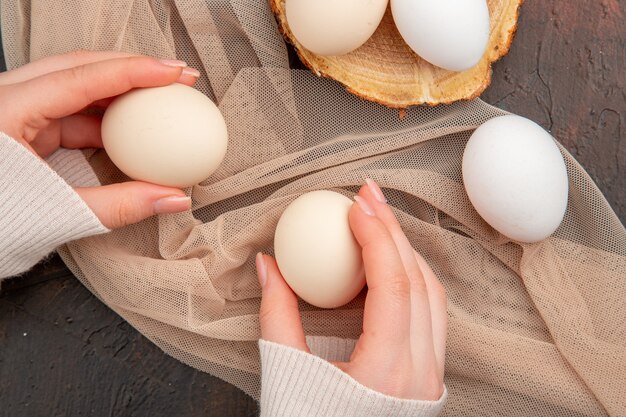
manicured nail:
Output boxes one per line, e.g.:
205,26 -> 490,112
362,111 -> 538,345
256,252 -> 268,288
182,67 -> 201,78
354,196 -> 375,216
366,178 -> 387,203
159,59 -> 187,68
154,196 -> 191,214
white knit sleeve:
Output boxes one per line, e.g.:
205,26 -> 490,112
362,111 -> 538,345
259,337 -> 447,417
0,133 -> 108,280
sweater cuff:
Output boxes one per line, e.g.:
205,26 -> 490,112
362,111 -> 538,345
0,133 -> 109,279
46,147 -> 102,188
259,339 -> 447,417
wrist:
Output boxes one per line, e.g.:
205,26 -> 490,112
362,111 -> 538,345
259,339 -> 447,417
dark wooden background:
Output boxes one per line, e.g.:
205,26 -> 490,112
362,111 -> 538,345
1,2 -> 624,416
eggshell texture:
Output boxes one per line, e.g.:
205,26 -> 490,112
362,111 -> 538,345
285,0 -> 389,56
391,0 -> 490,72
462,115 -> 569,243
101,83 -> 228,188
274,190 -> 365,309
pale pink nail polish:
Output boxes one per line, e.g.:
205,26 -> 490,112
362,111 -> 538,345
154,196 -> 191,214
366,178 -> 387,203
182,67 -> 201,78
159,59 -> 187,68
354,196 -> 375,216
256,252 -> 268,288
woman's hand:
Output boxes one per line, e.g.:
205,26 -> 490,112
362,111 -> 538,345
256,179 -> 447,400
0,50 -> 202,228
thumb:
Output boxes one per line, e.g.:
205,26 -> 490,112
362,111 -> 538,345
75,182 -> 191,229
257,253 -> 310,352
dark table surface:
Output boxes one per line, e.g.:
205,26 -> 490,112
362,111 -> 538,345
1,2 -> 624,416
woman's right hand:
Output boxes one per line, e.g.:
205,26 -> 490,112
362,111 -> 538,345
256,179 -> 448,400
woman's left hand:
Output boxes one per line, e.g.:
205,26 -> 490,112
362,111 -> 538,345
0,50 -> 201,228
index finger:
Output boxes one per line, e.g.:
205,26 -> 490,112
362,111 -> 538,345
349,196 -> 411,346
14,56 -> 185,120
0,50 -> 136,85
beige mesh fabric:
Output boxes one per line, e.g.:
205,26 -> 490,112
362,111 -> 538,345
2,1 -> 625,416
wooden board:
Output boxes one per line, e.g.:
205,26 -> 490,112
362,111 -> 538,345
0,1 -> 623,415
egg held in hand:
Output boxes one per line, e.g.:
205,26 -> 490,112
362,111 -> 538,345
285,0 -> 389,56
101,83 -> 228,188
274,190 -> 366,309
462,115 -> 569,243
391,0 -> 490,72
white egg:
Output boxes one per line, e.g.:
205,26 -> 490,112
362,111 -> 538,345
391,0 -> 490,72
101,83 -> 228,188
286,0 -> 389,56
274,190 -> 365,308
462,115 -> 569,243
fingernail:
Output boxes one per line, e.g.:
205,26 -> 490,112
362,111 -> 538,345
256,252 -> 268,288
354,196 -> 375,216
366,178 -> 387,204
154,196 -> 191,214
182,67 -> 201,78
159,59 -> 187,68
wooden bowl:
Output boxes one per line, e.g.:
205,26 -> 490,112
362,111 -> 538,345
271,0 -> 523,107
